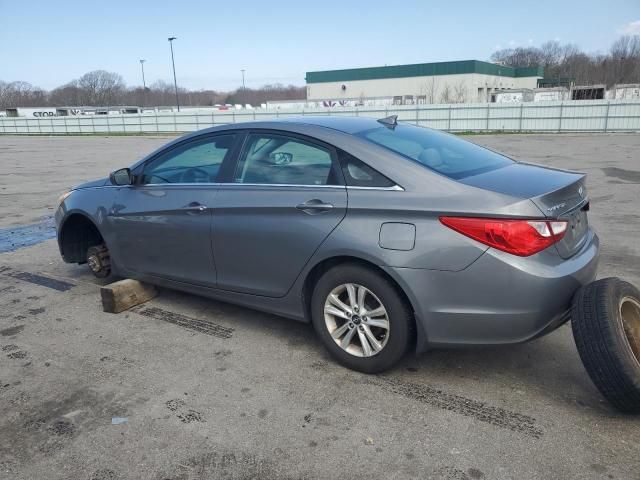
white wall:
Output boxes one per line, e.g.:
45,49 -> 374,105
533,89 -> 569,102
7,107 -> 57,118
613,86 -> 640,100
307,73 -> 540,104
494,91 -> 526,103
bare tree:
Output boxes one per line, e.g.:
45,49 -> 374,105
49,81 -> 82,106
439,84 -> 453,104
608,35 -> 640,85
224,83 -> 305,106
420,77 -> 438,104
1,75 -> 307,109
0,81 -> 47,108
453,81 -> 467,103
76,70 -> 125,106
492,46 -> 542,67
491,36 -> 640,87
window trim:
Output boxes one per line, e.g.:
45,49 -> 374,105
110,182 -> 403,191
346,184 -> 404,191
133,132 -> 243,186
223,129 -> 345,187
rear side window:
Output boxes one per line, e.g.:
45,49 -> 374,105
234,133 -> 339,186
339,151 -> 395,188
356,124 -> 513,179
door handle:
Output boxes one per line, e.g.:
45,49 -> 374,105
182,202 -> 208,213
296,199 -> 334,214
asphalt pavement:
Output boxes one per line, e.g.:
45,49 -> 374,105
0,133 -> 639,480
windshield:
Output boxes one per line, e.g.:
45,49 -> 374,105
356,124 -> 514,179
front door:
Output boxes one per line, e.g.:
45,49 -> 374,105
212,131 -> 347,297
110,133 -> 239,286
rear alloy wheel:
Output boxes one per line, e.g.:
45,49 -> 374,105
572,278 -> 640,413
324,283 -> 390,357
311,264 -> 413,373
86,244 -> 111,279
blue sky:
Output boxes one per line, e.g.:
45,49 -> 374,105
0,0 -> 638,91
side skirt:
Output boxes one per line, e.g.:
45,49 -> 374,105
116,268 -> 308,323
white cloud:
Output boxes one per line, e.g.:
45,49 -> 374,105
618,20 -> 640,35
508,40 -> 517,47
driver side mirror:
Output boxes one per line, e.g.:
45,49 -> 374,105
270,152 -> 293,165
110,168 -> 133,186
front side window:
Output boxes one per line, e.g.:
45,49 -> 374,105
234,133 -> 337,186
356,124 -> 513,179
141,134 -> 237,184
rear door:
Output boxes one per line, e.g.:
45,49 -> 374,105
110,133 -> 240,286
212,130 -> 347,297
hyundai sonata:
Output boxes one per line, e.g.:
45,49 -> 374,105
56,116 -> 599,372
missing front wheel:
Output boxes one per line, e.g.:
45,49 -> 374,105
86,244 -> 111,278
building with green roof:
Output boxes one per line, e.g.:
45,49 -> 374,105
305,60 -> 543,105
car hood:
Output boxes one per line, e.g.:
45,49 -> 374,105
72,177 -> 109,190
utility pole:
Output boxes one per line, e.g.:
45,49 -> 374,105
168,37 -> 180,112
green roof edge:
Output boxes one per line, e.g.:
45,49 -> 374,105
306,60 -> 543,83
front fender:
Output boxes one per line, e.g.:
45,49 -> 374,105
55,186 -> 119,260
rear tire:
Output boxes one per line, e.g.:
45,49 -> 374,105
571,277 -> 640,413
87,244 -> 111,279
311,264 -> 414,373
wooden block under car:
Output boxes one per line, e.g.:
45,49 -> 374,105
100,279 -> 158,313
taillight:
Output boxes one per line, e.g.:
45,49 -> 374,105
439,217 -> 568,257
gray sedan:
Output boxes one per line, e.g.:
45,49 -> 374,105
55,116 -> 599,372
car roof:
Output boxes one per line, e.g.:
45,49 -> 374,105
194,115 -> 384,136
272,115 -> 383,134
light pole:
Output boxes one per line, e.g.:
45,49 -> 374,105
139,59 -> 147,89
139,59 -> 146,107
241,69 -> 246,106
168,37 -> 180,112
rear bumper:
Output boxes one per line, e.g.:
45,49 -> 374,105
385,228 -> 599,350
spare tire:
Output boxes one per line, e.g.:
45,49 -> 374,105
572,278 -> 640,413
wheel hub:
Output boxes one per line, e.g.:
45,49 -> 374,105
621,296 -> 640,363
86,244 -> 111,278
323,283 -> 390,358
88,255 -> 101,272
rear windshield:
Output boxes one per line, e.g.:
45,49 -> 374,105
356,124 -> 513,179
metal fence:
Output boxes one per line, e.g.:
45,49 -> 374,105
1,99 -> 640,134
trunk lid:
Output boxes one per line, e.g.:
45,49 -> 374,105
459,163 -> 589,259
